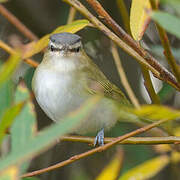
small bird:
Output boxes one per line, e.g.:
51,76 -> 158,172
32,32 -> 131,145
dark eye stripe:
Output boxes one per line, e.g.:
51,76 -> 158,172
49,46 -> 80,52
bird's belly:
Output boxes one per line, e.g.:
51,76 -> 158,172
33,69 -> 117,134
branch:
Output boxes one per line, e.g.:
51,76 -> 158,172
75,0 -> 180,91
0,4 -> 38,41
0,40 -> 38,68
22,118 -> 169,178
149,0 -> 180,83
67,7 -> 76,24
111,41 -> 140,108
60,135 -> 180,145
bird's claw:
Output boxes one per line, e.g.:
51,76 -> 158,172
94,129 -> 104,146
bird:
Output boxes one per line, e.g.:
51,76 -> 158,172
32,32 -> 131,146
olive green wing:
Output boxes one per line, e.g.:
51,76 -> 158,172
82,52 -> 130,106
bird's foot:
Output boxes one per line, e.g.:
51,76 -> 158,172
94,128 -> 104,146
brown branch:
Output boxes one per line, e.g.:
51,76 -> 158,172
60,135 -> 180,145
83,0 -> 180,91
149,0 -> 180,83
0,40 -> 38,68
22,118 -> 168,178
0,4 -> 38,41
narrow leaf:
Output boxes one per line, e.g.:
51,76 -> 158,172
0,95 -> 101,172
96,149 -> 123,180
0,52 -> 21,88
119,155 -> 169,180
130,0 -> 151,41
133,105 -> 180,121
11,80 -> 37,174
0,79 -> 14,118
0,101 -> 25,145
151,11 -> 180,39
23,19 -> 89,59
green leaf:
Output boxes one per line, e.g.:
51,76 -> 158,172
158,83 -> 175,102
0,101 -> 25,145
23,19 -> 89,58
133,105 -> 180,121
0,79 -> 14,118
161,0 -> 180,13
11,80 -> 37,174
0,52 -> 21,88
119,155 -> 169,180
151,11 -> 180,39
0,95 -> 101,172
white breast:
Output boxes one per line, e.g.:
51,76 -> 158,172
32,60 -> 117,135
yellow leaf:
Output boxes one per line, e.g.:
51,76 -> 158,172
119,155 -> 169,180
0,166 -> 18,180
96,149 -> 123,180
130,0 -> 151,41
133,105 -> 180,121
23,19 -> 89,59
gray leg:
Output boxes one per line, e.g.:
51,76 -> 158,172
94,128 -> 104,146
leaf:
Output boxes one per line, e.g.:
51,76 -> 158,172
0,166 -> 18,180
133,105 -> 180,121
0,101 -> 25,145
0,95 -> 101,172
0,79 -> 14,118
23,19 -> 89,59
0,52 -> 21,88
151,11 -> 180,39
130,0 -> 151,41
96,149 -> 123,180
160,0 -> 180,14
119,155 -> 169,180
11,80 -> 37,174
158,83 -> 174,102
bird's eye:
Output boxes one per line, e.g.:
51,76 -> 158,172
50,45 -> 54,51
76,47 -> 80,52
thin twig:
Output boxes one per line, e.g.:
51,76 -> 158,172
64,0 -> 180,91
111,41 -> 140,108
0,4 -> 38,41
67,7 -> 76,24
0,40 -> 38,68
22,118 -> 168,178
141,68 -> 161,104
60,135 -> 180,145
149,0 -> 180,83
